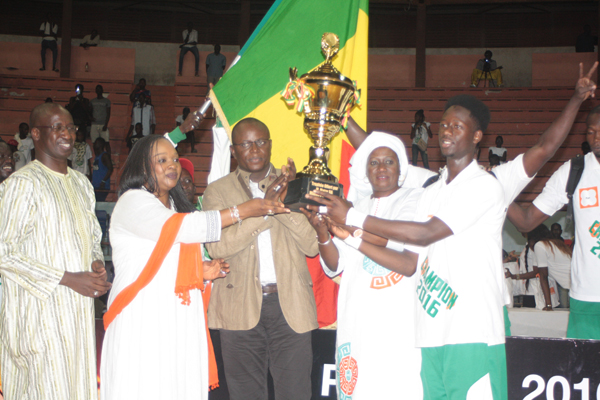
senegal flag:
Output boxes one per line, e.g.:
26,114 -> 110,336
208,0 -> 368,328
209,0 -> 368,182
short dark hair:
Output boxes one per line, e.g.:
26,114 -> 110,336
415,109 -> 424,117
19,122 -> 29,130
587,104 -> 600,123
444,94 -> 490,132
232,118 -> 270,143
119,135 -> 195,213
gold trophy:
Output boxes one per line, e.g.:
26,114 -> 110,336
281,32 -> 359,211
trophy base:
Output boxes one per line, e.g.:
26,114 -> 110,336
283,176 -> 344,212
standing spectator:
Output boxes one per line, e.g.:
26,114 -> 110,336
129,78 -> 151,105
92,138 -> 113,202
176,107 -> 196,153
576,25 -> 597,53
0,103 -> 110,399
90,85 -> 111,147
39,13 -> 58,72
203,118 -> 317,400
66,84 -> 93,137
551,223 -> 564,241
410,109 -> 433,169
127,94 -> 155,140
68,129 -> 93,179
206,45 -> 226,92
178,22 -> 199,77
80,29 -> 99,49
179,157 -> 197,206
0,142 -> 15,184
126,123 -> 144,152
13,123 -> 35,170
489,135 -> 508,163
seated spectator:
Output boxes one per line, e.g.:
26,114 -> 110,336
66,84 -> 93,137
129,78 -> 151,105
471,50 -> 503,87
489,135 -> 507,163
0,142 -> 15,184
178,22 -> 199,77
39,13 -> 58,72
68,129 -> 93,179
206,44 -> 226,92
90,85 -> 111,151
126,123 -> 145,152
45,97 -> 53,103
13,123 -> 34,170
80,29 -> 99,49
92,138 -> 113,202
126,94 -> 155,141
576,24 -> 597,53
176,107 -> 196,153
409,109 -> 432,169
489,153 -> 500,167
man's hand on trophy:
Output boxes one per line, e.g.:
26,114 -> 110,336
180,111 -> 203,133
305,190 -> 352,225
265,173 -> 289,202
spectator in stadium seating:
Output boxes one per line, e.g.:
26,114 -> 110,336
68,129 -> 93,179
129,78 -> 152,105
471,50 -> 503,87
80,29 -> 99,49
178,22 -> 199,77
206,45 -> 226,92
410,109 -> 432,169
0,142 -> 15,184
489,135 -> 507,163
92,138 -> 113,202
90,85 -> 111,148
176,107 -> 196,153
582,141 -> 591,155
576,24 -> 597,53
66,84 -> 93,137
127,94 -> 155,140
489,153 -> 501,167
45,97 -> 53,103
39,13 -> 58,72
126,123 -> 145,152
13,123 -> 35,170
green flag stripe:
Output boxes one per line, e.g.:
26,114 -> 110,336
238,0 -> 285,57
214,0 -> 367,126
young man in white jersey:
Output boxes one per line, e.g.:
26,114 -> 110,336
307,64 -> 597,399
508,105 -> 600,340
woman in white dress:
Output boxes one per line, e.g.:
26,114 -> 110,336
301,132 -> 424,399
100,135 -> 288,400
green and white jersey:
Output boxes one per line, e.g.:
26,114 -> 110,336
409,161 -> 507,347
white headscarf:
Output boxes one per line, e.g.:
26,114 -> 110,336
347,131 -> 410,203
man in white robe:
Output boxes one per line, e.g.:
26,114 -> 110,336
0,103 -> 111,399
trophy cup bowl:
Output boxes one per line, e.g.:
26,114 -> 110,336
282,33 -> 358,211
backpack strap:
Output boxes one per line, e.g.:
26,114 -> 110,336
422,174 -> 440,188
565,154 -> 585,234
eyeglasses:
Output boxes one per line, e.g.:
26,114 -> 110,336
35,124 -> 78,134
232,139 -> 271,150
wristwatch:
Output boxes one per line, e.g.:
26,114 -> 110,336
352,229 -> 363,238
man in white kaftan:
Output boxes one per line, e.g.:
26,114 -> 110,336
0,103 -> 110,399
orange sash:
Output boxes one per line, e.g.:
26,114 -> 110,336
103,213 -> 219,390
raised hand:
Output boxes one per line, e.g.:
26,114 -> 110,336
265,173 -> 289,202
574,61 -> 598,102
278,158 -> 297,203
203,258 -> 230,281
300,207 -> 329,238
304,190 -> 353,225
180,111 -> 203,133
